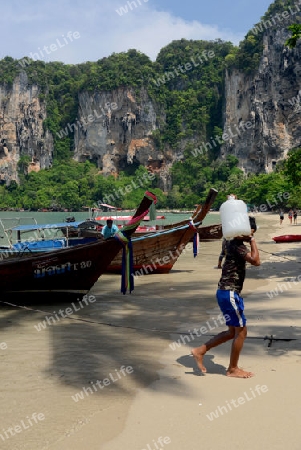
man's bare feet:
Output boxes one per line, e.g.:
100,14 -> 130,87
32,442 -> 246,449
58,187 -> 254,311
191,348 -> 207,373
226,367 -> 254,378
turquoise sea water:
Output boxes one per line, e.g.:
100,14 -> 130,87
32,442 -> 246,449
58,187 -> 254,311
0,210 -> 220,227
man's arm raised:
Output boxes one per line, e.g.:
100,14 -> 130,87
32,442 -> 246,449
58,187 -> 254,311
244,237 -> 260,266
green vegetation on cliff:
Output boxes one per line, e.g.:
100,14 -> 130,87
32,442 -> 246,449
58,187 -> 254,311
286,23 -> 301,48
0,40 -> 236,208
153,39 -> 234,147
0,41 -> 233,154
226,0 -> 301,73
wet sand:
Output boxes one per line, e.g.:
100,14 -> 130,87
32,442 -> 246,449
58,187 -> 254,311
1,212 -> 301,449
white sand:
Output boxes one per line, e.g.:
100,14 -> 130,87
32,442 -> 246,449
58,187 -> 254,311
1,212 -> 301,449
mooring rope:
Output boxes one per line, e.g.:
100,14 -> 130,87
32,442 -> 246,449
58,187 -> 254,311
0,299 -> 297,344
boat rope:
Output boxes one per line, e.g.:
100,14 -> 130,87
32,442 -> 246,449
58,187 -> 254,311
0,299 -> 298,342
257,247 -> 301,263
0,299 -> 187,333
199,248 -> 301,263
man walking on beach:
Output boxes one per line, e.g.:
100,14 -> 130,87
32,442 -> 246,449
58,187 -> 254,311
192,216 -> 260,378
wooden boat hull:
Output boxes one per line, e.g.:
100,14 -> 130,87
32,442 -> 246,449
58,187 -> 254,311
188,223 -> 222,242
273,235 -> 301,243
0,237 -> 127,296
0,192 -> 155,297
198,223 -> 222,240
107,225 -> 193,275
107,188 -> 218,275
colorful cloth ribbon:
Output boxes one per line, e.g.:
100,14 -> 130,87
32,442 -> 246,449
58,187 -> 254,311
193,232 -> 199,258
189,219 -> 199,258
114,231 -> 134,295
114,191 -> 157,294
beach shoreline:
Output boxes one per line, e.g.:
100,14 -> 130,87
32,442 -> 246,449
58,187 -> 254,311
1,212 -> 301,449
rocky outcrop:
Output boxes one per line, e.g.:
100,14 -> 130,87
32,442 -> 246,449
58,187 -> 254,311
221,27 -> 301,173
0,76 -> 175,190
0,71 -> 53,184
73,87 -> 173,191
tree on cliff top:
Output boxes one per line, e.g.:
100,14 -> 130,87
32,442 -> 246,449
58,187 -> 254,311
285,24 -> 301,48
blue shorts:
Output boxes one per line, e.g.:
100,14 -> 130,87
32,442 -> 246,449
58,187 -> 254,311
216,289 -> 246,327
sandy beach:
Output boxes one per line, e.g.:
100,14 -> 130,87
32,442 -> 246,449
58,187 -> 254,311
1,212 -> 301,450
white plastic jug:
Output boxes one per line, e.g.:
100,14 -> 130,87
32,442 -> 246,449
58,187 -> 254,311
219,198 -> 251,239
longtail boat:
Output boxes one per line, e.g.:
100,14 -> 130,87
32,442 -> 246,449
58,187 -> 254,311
0,191 -> 155,299
106,188 -> 218,275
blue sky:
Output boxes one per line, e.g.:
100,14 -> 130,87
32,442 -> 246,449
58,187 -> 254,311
1,0 -> 273,64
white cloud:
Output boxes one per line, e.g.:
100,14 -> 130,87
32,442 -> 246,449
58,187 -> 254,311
0,0 -> 244,64
107,10 -> 243,61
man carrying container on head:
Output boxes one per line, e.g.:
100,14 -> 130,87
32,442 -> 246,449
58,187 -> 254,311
192,201 -> 260,378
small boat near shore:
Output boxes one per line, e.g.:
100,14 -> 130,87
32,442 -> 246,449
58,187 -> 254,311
272,234 -> 301,243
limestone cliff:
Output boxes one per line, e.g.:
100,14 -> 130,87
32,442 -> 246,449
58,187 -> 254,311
0,72 -> 53,184
222,26 -> 301,173
3,20 -> 301,187
0,76 -> 174,189
73,87 -> 173,191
